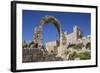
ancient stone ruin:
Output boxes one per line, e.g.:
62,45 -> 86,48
22,16 -> 91,63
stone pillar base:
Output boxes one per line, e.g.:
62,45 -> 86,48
57,45 -> 67,58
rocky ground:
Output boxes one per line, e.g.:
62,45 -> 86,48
22,48 -> 63,63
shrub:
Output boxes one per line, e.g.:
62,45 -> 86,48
78,52 -> 91,60
68,51 -> 91,60
68,43 -> 84,50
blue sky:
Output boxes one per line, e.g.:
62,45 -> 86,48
22,10 -> 91,43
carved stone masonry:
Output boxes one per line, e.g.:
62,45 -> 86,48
33,16 -> 67,55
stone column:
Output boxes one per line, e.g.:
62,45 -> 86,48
33,26 -> 43,49
57,28 -> 67,58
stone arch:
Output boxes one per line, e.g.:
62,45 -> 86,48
33,16 -> 66,50
39,16 -> 62,46
40,16 -> 61,35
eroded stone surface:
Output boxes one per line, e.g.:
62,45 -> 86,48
23,48 -> 63,63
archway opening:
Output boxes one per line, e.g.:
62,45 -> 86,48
33,16 -> 64,52
42,23 -> 59,46
40,16 -> 61,48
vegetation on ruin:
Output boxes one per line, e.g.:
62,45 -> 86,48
67,43 -> 84,50
68,51 -> 91,60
